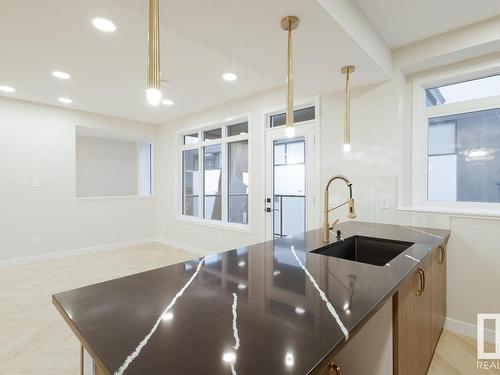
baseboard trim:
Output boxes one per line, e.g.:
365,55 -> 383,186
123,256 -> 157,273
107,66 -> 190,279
0,238 -> 157,268
155,237 -> 214,256
445,317 -> 495,343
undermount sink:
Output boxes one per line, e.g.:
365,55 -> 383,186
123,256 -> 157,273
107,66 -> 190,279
312,236 -> 414,267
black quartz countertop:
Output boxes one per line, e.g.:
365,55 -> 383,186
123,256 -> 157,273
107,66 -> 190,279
53,221 -> 450,375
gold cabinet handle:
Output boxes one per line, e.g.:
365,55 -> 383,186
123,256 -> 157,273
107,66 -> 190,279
328,362 -> 342,374
416,268 -> 425,296
439,245 -> 445,265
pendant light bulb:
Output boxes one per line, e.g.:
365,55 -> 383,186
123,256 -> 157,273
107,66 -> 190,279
285,126 -> 295,138
146,88 -> 162,106
343,143 -> 351,152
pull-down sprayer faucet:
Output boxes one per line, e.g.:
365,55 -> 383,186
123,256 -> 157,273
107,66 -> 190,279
323,175 -> 356,242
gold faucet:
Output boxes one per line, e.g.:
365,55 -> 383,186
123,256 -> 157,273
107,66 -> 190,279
323,175 -> 356,242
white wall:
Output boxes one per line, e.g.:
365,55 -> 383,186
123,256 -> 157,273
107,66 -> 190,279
0,97 -> 158,263
76,136 -> 139,197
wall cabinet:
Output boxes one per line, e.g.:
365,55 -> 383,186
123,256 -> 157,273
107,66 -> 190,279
394,242 -> 447,375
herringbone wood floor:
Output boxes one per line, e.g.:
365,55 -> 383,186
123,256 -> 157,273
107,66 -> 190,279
0,243 -> 494,374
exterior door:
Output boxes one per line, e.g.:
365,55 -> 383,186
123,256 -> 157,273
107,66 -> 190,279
264,123 -> 317,240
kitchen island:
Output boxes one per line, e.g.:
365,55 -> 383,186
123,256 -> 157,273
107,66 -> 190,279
53,221 -> 450,375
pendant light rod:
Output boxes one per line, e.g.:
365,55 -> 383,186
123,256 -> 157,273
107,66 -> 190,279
147,0 -> 161,105
281,16 -> 299,132
341,65 -> 355,151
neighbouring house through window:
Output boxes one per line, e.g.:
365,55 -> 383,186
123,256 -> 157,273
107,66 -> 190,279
414,69 -> 500,207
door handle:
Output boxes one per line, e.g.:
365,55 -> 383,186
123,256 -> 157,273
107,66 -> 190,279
327,362 -> 341,374
438,245 -> 445,265
265,207 -> 277,213
416,268 -> 425,296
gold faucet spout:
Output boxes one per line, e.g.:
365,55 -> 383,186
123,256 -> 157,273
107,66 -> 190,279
323,175 -> 356,242
327,200 -> 349,213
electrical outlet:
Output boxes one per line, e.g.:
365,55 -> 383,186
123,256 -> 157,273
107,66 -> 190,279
67,233 -> 73,240
32,236 -> 40,246
31,177 -> 40,188
379,194 -> 390,209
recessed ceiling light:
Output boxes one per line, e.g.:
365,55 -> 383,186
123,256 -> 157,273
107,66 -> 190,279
222,73 -> 237,82
58,97 -> 73,104
162,99 -> 174,106
0,85 -> 16,93
92,18 -> 116,32
52,71 -> 71,80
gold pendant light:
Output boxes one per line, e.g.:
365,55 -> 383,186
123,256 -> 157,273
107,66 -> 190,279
341,65 -> 355,152
281,16 -> 299,138
147,0 -> 162,106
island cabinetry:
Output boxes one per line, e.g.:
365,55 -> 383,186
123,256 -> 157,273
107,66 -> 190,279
394,242 -> 447,375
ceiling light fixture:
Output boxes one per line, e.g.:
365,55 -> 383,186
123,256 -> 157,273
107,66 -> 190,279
146,0 -> 162,106
222,73 -> 237,82
58,97 -> 73,104
92,18 -> 116,33
281,16 -> 299,138
0,85 -> 16,93
52,71 -> 71,80
341,65 -> 355,152
162,99 -> 174,106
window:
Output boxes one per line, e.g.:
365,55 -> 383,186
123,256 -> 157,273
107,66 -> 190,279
179,120 -> 249,225
182,149 -> 199,216
75,127 -> 153,198
269,106 -> 315,127
413,67 -> 500,209
228,141 -> 248,224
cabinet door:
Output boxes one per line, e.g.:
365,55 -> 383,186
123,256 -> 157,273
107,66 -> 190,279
417,255 -> 433,375
394,269 -> 419,375
431,244 -> 446,351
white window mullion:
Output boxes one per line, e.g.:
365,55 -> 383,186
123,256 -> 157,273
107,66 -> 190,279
221,127 -> 228,223
199,145 -> 204,219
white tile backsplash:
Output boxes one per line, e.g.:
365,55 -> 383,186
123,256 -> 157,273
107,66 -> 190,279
330,176 -> 451,230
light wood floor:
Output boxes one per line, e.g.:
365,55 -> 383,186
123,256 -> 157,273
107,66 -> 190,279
0,243 -> 196,375
0,243 -> 493,374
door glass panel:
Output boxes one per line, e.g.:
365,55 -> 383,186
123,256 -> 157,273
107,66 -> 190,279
273,137 -> 306,238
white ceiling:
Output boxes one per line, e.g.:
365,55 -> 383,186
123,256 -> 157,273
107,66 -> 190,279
2,0 -> 499,124
0,0 -> 389,124
355,0 -> 500,48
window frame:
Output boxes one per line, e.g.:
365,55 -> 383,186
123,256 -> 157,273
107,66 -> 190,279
176,114 -> 251,232
265,102 -> 318,130
411,60 -> 500,213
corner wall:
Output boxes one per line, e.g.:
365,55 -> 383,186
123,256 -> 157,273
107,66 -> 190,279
0,97 -> 158,264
